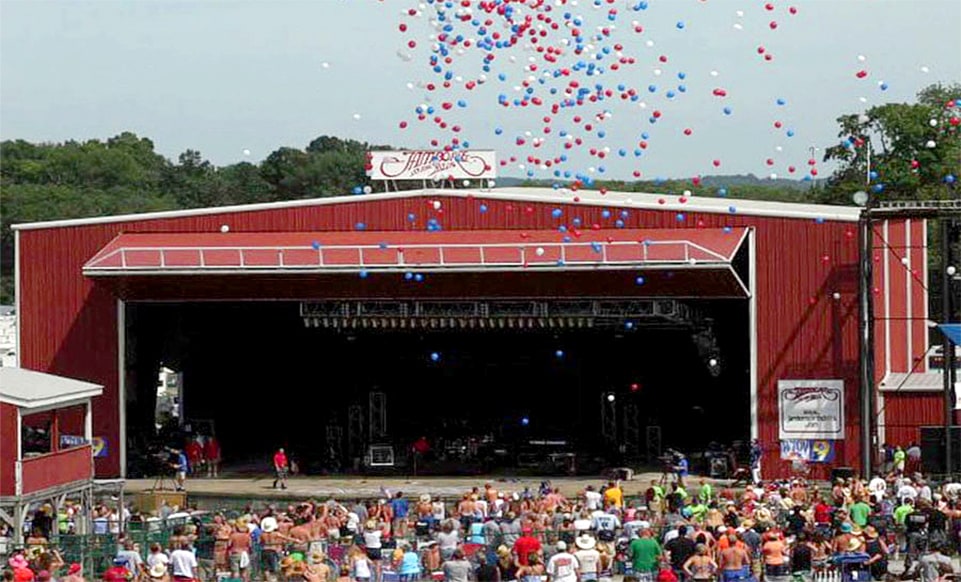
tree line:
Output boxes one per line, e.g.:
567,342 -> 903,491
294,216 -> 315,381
1,84 -> 958,305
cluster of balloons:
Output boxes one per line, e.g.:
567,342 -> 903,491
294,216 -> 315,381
385,0 -> 836,189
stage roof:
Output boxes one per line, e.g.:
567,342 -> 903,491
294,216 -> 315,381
83,227 -> 749,277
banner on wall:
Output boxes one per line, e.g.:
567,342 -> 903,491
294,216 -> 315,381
780,439 -> 836,463
778,379 -> 844,440
59,435 -> 108,457
366,150 -> 496,181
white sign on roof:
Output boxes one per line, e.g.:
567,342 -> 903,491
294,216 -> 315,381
367,150 -> 496,181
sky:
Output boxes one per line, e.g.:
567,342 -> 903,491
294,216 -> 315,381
1,0 -> 959,182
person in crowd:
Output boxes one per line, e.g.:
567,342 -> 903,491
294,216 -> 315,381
273,448 -> 289,490
204,435 -> 222,478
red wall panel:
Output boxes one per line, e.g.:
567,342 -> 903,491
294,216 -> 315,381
18,193 -> 867,477
20,444 -> 93,494
0,403 -> 17,496
882,392 -> 943,446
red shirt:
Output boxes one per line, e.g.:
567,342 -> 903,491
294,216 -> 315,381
103,566 -> 130,582
513,535 -> 541,566
205,438 -> 220,460
273,451 -> 288,468
185,441 -> 203,464
814,502 -> 832,524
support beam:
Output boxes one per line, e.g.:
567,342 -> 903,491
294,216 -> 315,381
859,211 -> 876,479
942,218 -> 957,476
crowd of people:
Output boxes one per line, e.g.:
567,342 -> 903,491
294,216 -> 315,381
3,468 -> 960,582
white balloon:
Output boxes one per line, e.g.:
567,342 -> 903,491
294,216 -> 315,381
462,180 -> 470,187
535,247 -> 545,256
242,149 -> 251,156
220,225 -> 230,233
363,186 -> 372,194
710,70 -> 719,77
321,62 -> 330,69
832,292 -> 841,300
929,119 -> 939,127
857,54 -> 866,62
432,200 -> 442,210
920,65 -> 930,73
926,140 -> 937,149
352,113 -> 362,120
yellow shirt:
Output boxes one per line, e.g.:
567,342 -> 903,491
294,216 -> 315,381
603,486 -> 623,508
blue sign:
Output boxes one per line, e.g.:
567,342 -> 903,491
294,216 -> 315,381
780,439 -> 835,463
59,435 -> 87,449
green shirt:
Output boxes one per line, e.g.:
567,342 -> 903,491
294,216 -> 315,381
893,504 -> 913,525
698,484 -> 713,503
676,486 -> 688,499
849,501 -> 871,527
893,450 -> 906,463
630,537 -> 662,573
652,485 -> 665,500
690,503 -> 708,522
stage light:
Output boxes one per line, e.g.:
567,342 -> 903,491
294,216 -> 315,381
606,393 -> 616,402
709,358 -> 718,368
630,383 -> 640,392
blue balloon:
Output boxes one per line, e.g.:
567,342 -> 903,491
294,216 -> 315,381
723,107 -> 733,115
676,21 -> 685,29
880,82 -> 889,91
625,321 -> 634,330
521,417 -> 530,426
414,273 -> 424,282
718,188 -> 728,196
555,349 -> 565,358
786,130 -> 795,137
430,352 -> 440,362
815,217 -> 826,224
552,208 -> 563,218
723,226 -> 733,234
479,204 -> 488,213
776,98 -> 786,106
408,213 -> 416,222
404,272 -> 414,280
311,241 -> 321,250
355,222 -> 366,230
945,174 -> 957,184
728,206 -> 737,214
676,213 -> 686,222
601,209 -> 611,218
352,186 -> 362,195
359,270 -> 369,279
635,276 -> 646,285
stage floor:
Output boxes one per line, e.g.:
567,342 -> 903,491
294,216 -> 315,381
126,471 -> 692,503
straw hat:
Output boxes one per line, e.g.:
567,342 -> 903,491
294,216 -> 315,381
496,545 -> 511,558
310,550 -> 326,565
261,517 -> 279,533
149,563 -> 167,578
847,537 -> 863,552
864,526 -> 879,539
575,534 -> 597,550
420,494 -> 431,503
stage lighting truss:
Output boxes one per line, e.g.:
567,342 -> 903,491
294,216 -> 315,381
299,299 -> 699,331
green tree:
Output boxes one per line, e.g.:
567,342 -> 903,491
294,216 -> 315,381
817,83 -> 961,205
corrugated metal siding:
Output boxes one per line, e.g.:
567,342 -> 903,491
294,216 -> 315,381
882,392 -> 944,446
0,402 -> 17,495
18,194 -> 864,477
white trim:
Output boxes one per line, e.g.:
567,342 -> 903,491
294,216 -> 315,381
14,230 -> 21,367
11,187 -> 863,231
905,220 -> 913,371
118,300 -> 126,479
883,221 -> 891,377
15,408 -> 22,496
921,218 -> 929,373
14,398 -> 97,416
84,398 -> 93,442
748,227 -> 758,440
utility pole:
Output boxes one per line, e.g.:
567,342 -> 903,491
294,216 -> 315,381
942,217 -> 957,476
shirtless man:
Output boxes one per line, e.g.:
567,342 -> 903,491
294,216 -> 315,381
260,517 -> 297,582
227,521 -> 252,582
288,518 -> 313,554
719,533 -> 751,582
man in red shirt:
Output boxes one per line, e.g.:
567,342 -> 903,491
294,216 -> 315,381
513,525 -> 542,566
205,436 -> 221,477
813,496 -> 833,530
185,438 -> 204,477
103,558 -> 131,582
273,448 -> 289,490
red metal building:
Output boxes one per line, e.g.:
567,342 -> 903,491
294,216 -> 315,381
12,187 -> 940,478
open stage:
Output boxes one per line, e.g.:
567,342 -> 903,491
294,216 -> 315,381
125,472 -> 696,507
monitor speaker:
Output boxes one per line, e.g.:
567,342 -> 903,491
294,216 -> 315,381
831,466 -> 855,481
920,426 -> 961,474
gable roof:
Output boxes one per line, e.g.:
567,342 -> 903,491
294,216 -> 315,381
0,367 -> 103,409
11,186 -> 862,231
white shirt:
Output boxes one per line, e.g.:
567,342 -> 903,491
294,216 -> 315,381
897,485 -> 918,501
918,485 -> 933,502
868,477 -> 887,500
546,552 -> 579,582
432,502 -> 446,520
363,530 -> 382,549
574,549 -> 600,575
584,491 -> 602,511
591,512 -> 620,531
146,553 -> 170,570
170,549 -> 197,578
943,482 -> 961,500
573,518 -> 592,532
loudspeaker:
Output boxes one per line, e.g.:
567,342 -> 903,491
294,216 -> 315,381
920,426 -> 961,474
831,466 -> 855,482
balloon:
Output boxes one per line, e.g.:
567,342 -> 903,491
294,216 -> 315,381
359,270 -> 369,279
311,241 -> 321,250
635,276 -> 646,285
430,352 -> 440,362
521,417 -> 530,426
555,349 -> 565,358
479,204 -> 488,213
535,247 -> 545,256
242,149 -> 251,156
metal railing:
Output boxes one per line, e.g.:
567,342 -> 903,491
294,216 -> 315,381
83,239 -> 732,274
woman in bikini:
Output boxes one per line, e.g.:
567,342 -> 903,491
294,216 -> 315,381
683,544 -> 719,582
